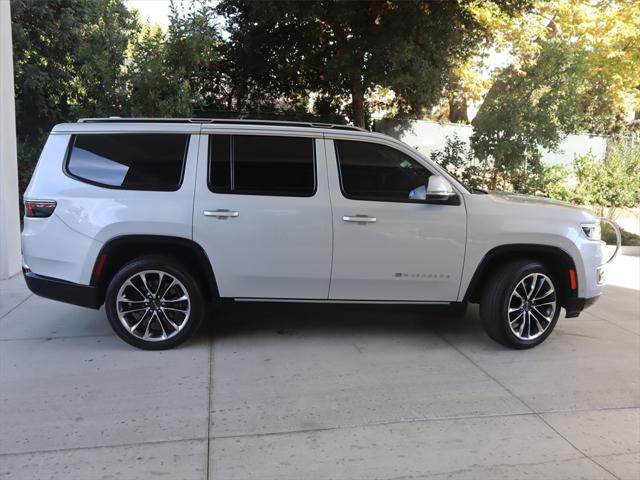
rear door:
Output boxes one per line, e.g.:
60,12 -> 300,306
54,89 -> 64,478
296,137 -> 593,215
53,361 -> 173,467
325,136 -> 467,302
192,129 -> 333,299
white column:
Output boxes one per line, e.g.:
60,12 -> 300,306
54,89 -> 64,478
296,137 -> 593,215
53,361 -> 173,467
0,0 -> 21,279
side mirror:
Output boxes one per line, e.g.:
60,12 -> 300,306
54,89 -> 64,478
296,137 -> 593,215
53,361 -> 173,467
425,175 -> 458,204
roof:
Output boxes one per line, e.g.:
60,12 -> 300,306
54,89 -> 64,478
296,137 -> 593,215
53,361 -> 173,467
77,117 -> 368,132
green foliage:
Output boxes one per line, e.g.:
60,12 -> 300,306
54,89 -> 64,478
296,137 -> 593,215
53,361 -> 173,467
11,0 -> 228,192
445,0 -> 640,133
429,135 -> 489,190
123,2 -> 226,117
124,25 -> 192,117
431,131 -> 640,223
11,0 -> 137,193
471,40 -> 589,189
430,135 -> 576,203
574,135 -> 640,218
74,0 -> 138,117
165,1 -> 223,110
217,0 -> 528,127
12,0 -> 135,139
10,0 -> 639,207
529,165 -> 573,202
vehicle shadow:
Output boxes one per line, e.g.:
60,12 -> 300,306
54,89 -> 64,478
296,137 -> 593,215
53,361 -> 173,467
197,300 -> 486,343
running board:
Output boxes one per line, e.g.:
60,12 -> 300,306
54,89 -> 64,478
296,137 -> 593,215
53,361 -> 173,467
234,298 -> 450,305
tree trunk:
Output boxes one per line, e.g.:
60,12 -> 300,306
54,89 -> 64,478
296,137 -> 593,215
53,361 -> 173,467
491,169 -> 498,191
351,78 -> 366,128
448,94 -> 468,123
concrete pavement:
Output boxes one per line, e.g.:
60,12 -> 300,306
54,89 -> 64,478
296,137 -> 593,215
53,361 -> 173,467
0,268 -> 638,479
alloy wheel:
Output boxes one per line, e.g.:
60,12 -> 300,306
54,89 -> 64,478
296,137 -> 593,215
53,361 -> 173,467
507,272 -> 557,341
116,270 -> 191,342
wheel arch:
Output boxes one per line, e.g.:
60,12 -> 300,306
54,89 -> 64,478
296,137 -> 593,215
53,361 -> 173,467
90,235 -> 219,307
463,244 -> 578,307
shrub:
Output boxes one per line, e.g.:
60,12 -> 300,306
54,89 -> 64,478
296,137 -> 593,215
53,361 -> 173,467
574,135 -> 640,219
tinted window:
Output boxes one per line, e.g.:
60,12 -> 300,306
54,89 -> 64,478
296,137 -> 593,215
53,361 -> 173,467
209,135 -> 315,196
209,134 -> 232,193
67,134 -> 189,190
335,140 -> 432,202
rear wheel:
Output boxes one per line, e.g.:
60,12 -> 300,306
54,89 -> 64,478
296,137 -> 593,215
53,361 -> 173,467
480,260 -> 560,349
105,255 -> 204,350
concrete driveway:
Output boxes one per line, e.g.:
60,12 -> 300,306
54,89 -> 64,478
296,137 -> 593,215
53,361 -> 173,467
1,267 -> 638,479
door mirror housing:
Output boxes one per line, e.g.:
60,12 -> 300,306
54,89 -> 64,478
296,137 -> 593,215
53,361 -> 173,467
425,175 -> 459,204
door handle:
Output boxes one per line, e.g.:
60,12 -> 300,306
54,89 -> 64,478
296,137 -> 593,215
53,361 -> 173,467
204,209 -> 239,218
343,215 -> 376,223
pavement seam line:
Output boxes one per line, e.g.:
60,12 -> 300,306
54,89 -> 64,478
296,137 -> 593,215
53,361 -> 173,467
0,437 -> 208,458
536,414 -> 624,480
435,329 -> 624,480
434,329 -> 534,413
206,326 -> 213,480
208,405 -> 639,441
582,309 -> 640,337
371,454 -> 612,480
0,333 -> 114,342
2,406 -> 637,458
0,293 -> 33,322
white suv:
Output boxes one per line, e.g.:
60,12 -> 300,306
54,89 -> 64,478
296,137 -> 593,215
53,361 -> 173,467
22,118 -> 607,350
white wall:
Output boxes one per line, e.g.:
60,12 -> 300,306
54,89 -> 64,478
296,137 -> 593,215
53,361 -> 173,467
0,1 -> 22,279
374,118 -> 608,166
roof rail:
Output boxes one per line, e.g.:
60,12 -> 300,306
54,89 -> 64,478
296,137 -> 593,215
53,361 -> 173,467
76,117 -> 368,132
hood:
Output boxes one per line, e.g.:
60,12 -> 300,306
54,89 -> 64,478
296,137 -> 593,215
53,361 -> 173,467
485,191 -> 597,219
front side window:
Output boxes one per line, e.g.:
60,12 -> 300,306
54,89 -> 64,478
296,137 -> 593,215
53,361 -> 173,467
208,135 -> 316,196
66,134 -> 189,190
335,140 -> 432,202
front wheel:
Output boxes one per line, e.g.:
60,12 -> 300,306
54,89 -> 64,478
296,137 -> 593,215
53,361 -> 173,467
480,260 -> 560,349
105,255 -> 204,350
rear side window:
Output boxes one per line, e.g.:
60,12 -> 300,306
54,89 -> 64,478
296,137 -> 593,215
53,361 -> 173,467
209,135 -> 316,196
66,134 -> 189,190
335,140 -> 432,202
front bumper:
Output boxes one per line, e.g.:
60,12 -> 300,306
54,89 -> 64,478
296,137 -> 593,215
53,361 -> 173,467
23,269 -> 101,309
564,295 -> 600,318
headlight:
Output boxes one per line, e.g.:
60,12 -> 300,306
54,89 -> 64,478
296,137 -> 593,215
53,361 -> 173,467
581,222 -> 601,241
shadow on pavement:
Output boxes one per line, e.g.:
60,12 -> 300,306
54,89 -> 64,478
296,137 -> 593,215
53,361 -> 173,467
198,300 -> 485,342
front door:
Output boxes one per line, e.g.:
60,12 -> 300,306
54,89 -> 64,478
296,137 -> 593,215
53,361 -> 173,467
193,131 -> 333,299
325,137 -> 467,302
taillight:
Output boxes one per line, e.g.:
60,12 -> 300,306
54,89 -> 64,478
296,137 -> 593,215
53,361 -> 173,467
24,200 -> 57,218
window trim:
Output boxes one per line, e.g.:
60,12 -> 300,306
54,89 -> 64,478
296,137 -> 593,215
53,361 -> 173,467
63,133 -> 190,192
334,139 -> 436,204
206,134 -> 318,198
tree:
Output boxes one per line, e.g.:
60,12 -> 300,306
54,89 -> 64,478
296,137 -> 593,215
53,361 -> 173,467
468,0 -> 640,190
124,0 -> 225,118
471,39 -> 590,189
430,135 -> 487,189
574,134 -> 640,219
11,0 -> 137,192
74,0 -> 138,117
217,0 -> 526,128
12,0 -> 136,135
165,1 -> 224,111
439,1 -> 527,124
124,24 -> 193,117
488,1 -> 638,132
441,0 -> 640,129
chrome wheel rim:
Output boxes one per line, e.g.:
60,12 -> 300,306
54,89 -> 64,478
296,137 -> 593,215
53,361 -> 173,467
116,270 -> 190,342
507,273 -> 556,341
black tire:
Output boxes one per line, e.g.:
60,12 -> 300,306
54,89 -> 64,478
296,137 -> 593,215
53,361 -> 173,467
105,255 -> 204,350
480,259 -> 561,349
